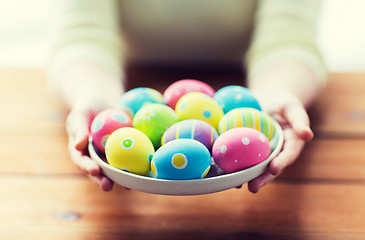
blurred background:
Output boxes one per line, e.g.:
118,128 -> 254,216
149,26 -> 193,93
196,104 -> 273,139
0,0 -> 364,72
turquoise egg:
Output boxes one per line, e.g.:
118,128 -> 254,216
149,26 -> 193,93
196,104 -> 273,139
151,139 -> 211,180
214,85 -> 261,113
118,87 -> 163,116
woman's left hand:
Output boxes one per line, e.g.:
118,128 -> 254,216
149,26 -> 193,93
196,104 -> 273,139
247,93 -> 314,193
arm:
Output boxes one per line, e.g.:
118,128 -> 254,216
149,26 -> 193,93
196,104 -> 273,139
47,0 -> 124,191
244,0 -> 327,193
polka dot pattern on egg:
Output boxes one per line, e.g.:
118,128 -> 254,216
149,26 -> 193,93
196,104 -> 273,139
90,109 -> 132,153
151,139 -> 211,180
121,137 -> 134,150
91,117 -> 104,133
219,145 -> 227,154
241,137 -> 250,145
105,127 -> 155,176
111,113 -> 128,123
212,127 -> 271,173
175,92 -> 223,130
171,153 -> 188,169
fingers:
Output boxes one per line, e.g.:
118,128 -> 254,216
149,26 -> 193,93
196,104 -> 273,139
269,127 -> 305,176
282,99 -> 314,142
243,94 -> 313,193
68,140 -> 101,176
89,175 -> 114,191
247,171 -> 276,193
69,142 -> 114,191
246,127 -> 306,193
66,105 -> 115,191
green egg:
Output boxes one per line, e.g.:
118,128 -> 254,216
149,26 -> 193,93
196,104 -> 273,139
133,103 -> 178,149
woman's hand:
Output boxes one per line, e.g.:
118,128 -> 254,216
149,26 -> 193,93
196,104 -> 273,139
52,63 -> 123,191
66,99 -> 114,191
247,92 -> 313,193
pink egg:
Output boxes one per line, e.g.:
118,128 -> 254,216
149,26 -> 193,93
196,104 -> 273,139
163,79 -> 215,109
90,109 -> 132,153
212,127 -> 271,173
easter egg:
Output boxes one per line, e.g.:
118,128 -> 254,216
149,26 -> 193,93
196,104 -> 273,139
163,79 -> 215,109
161,119 -> 218,152
151,139 -> 211,180
105,127 -> 154,176
175,92 -> 224,130
212,127 -> 271,173
214,85 -> 261,113
90,109 -> 132,153
218,107 -> 275,141
133,103 -> 178,149
118,87 -> 163,116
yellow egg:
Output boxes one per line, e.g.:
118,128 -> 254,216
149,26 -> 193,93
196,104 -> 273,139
175,92 -> 224,130
105,127 -> 154,176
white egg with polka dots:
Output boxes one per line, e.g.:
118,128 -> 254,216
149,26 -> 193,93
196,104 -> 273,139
151,139 -> 211,180
212,127 -> 271,173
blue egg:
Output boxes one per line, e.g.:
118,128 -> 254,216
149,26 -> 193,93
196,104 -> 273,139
118,87 -> 163,116
214,85 -> 261,113
151,139 -> 211,180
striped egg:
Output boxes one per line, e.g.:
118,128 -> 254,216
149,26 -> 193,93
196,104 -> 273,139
218,108 -> 275,141
161,119 -> 218,152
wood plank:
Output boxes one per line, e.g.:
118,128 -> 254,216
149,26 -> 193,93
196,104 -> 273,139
310,73 -> 365,136
0,67 -> 67,135
1,176 -> 365,239
0,134 -> 78,175
279,138 -> 365,181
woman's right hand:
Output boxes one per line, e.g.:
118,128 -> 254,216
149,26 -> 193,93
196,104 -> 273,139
66,99 -> 114,191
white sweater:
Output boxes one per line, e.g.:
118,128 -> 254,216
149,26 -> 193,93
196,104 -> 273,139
48,0 -> 326,93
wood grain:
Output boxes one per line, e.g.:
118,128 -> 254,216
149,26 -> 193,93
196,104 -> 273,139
1,177 -> 365,239
310,73 -> 365,136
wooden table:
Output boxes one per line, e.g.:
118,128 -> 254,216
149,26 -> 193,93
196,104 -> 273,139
1,68 -> 365,239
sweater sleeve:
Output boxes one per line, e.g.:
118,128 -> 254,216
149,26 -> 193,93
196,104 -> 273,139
245,0 -> 327,86
47,0 -> 123,96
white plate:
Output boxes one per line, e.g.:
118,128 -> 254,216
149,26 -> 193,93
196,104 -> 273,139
89,120 -> 283,196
